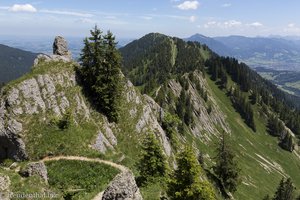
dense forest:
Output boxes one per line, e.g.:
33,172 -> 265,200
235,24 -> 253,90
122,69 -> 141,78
205,55 -> 300,137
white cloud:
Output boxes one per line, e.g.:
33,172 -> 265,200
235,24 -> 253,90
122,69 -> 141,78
177,1 -> 199,10
248,22 -> 263,27
9,4 -> 37,12
222,3 -> 231,8
288,23 -> 296,28
40,9 -> 93,17
204,20 -> 242,29
189,15 -> 196,22
284,23 -> 300,34
204,21 -> 217,28
224,20 -> 242,28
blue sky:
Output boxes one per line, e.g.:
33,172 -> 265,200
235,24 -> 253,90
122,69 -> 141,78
0,0 -> 300,39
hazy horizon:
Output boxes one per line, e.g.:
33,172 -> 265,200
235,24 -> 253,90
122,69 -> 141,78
1,1 -> 300,38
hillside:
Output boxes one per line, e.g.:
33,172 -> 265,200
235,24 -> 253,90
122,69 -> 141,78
1,33 -> 300,199
120,33 -> 300,199
0,44 -> 37,84
187,34 -> 300,97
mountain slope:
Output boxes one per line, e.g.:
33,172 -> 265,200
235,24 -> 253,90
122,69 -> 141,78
120,33 -> 300,199
1,33 -> 300,199
0,44 -> 37,83
185,33 -> 232,56
0,51 -> 169,199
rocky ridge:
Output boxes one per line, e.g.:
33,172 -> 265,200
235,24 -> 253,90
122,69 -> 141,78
0,36 -> 173,162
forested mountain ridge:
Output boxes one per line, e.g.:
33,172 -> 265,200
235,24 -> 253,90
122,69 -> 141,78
120,33 -> 300,199
0,44 -> 37,84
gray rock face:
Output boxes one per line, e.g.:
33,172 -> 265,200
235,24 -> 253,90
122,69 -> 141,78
167,71 -> 230,142
93,120 -> 118,154
33,54 -> 72,67
20,162 -> 48,183
0,70 -> 90,161
53,36 -> 72,59
102,171 -> 143,200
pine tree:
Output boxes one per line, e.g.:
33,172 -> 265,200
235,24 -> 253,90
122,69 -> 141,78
176,89 -> 186,121
79,26 -> 122,122
137,133 -> 167,183
273,178 -> 295,200
167,146 -> 216,200
279,133 -> 294,152
213,132 -> 240,193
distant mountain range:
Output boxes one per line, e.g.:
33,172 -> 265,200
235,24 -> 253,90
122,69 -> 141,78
0,44 -> 37,83
186,34 -> 300,71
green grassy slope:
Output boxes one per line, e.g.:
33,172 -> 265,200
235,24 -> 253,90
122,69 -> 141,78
205,76 -> 300,199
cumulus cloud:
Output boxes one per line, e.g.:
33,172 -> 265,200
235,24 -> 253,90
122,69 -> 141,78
248,22 -> 263,27
9,4 -> 37,12
177,1 -> 199,10
40,9 -> 93,17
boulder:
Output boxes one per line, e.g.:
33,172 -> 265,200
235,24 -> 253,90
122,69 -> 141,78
102,171 -> 143,200
0,174 -> 10,191
53,36 -> 72,59
0,174 -> 10,200
20,162 -> 48,183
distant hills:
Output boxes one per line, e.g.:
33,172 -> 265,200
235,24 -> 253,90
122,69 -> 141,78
186,34 -> 300,96
186,34 -> 300,71
0,44 -> 37,83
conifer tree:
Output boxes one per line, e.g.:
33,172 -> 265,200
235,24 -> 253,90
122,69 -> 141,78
279,133 -> 294,152
213,132 -> 240,193
79,26 -> 122,122
167,146 -> 216,200
273,178 -> 295,200
138,133 -> 167,183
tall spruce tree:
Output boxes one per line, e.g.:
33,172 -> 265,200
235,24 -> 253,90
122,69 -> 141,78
213,132 -> 240,193
167,146 -> 216,200
79,26 -> 122,122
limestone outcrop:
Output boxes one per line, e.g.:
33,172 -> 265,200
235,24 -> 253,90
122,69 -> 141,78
53,36 -> 72,59
102,171 -> 143,200
34,36 -> 72,67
